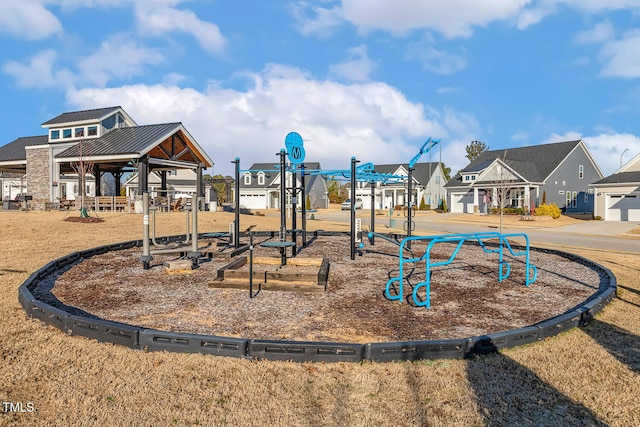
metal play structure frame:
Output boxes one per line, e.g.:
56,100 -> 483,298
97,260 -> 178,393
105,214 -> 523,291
372,231 -> 538,309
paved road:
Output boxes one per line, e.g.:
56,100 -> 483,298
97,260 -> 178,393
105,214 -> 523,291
319,210 -> 640,253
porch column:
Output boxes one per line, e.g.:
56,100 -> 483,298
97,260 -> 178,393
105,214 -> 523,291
114,168 -> 122,196
524,186 -> 531,213
492,187 -> 498,207
160,171 -> 167,197
473,187 -> 479,214
94,164 -> 101,196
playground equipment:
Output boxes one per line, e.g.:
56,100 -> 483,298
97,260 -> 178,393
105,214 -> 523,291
140,192 -> 201,269
375,231 -> 538,309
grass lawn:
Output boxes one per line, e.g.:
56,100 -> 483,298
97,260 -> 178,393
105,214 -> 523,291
0,210 -> 638,426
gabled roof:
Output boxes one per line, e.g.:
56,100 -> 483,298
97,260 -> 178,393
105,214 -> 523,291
591,171 -> 640,186
0,135 -> 48,162
374,162 -> 441,185
41,106 -> 126,127
55,123 -> 181,158
446,140 -> 584,188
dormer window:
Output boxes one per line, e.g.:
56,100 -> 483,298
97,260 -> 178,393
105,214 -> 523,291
51,130 -> 60,140
75,128 -> 84,138
243,173 -> 251,185
63,129 -> 72,139
88,126 -> 98,136
257,172 -> 265,185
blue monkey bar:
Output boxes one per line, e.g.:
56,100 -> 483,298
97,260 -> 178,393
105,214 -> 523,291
379,232 -> 538,309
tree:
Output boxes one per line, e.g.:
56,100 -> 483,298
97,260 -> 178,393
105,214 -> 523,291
466,140 -> 489,162
492,150 -> 514,234
440,162 -> 452,181
327,179 -> 347,204
70,138 -> 94,218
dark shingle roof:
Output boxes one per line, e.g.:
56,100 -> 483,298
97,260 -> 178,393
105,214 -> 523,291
41,106 -> 122,126
592,171 -> 640,185
242,162 -> 323,189
55,123 -> 181,158
0,135 -> 48,162
445,140 -> 582,188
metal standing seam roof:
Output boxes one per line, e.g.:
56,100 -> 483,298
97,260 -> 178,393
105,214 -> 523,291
55,123 -> 182,158
0,135 -> 48,162
445,140 -> 582,188
41,106 -> 122,126
591,171 -> 640,185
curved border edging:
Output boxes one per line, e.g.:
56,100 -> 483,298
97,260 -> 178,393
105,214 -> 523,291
18,232 -> 617,363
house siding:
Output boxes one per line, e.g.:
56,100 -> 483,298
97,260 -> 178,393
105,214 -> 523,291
540,146 -> 600,213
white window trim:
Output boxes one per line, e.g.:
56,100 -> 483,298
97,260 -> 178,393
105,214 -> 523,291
578,165 -> 584,179
257,172 -> 265,185
243,173 -> 251,185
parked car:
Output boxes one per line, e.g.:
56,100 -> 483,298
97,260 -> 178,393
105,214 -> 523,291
341,198 -> 363,210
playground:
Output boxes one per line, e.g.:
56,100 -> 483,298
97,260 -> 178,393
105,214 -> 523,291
38,232 -> 600,344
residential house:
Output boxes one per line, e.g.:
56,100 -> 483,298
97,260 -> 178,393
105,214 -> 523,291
239,162 -> 328,210
0,106 -> 213,209
348,162 -> 447,210
445,140 -> 603,214
591,151 -> 640,221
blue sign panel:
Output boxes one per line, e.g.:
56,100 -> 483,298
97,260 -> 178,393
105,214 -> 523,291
285,131 -> 305,165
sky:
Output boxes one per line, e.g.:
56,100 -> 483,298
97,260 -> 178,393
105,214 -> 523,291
2,0 -> 640,178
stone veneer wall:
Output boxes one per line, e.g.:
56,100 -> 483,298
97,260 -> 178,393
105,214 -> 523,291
26,147 -> 51,202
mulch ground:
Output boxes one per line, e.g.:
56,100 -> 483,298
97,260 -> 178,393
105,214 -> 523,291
35,235 -> 602,343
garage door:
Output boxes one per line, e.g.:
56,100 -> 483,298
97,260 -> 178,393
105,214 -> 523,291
606,194 -> 640,221
239,194 -> 267,210
451,192 -> 473,213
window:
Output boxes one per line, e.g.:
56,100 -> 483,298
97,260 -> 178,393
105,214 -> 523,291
471,175 -> 476,181
169,170 -> 177,176
88,126 -> 98,136
243,173 -> 251,185
63,129 -> 72,138
558,190 -> 565,194
566,191 -> 572,208
75,127 -> 84,138
435,174 -> 440,184
572,191 -> 577,207
51,130 -> 60,140
465,175 -> 470,181
578,165 -> 584,179
258,172 -> 265,185
584,192 -> 589,203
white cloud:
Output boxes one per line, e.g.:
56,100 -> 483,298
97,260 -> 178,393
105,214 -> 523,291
543,131 -> 640,176
2,50 -> 74,88
0,1 -> 63,40
65,64 -> 478,175
333,0 -> 531,38
135,2 -> 226,54
518,1 -> 640,30
290,1 -> 344,38
77,34 -> 164,86
329,45 -> 375,82
574,20 -> 615,45
600,29 -> 640,78
404,41 -> 467,75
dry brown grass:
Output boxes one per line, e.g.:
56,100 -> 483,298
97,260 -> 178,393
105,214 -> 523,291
0,210 -> 638,426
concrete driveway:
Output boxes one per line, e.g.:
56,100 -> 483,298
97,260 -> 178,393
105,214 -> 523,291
551,220 -> 640,236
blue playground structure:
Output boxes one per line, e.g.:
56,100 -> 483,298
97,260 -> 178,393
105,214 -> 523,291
368,231 -> 538,309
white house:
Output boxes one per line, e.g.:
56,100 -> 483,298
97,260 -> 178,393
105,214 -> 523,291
591,151 -> 640,221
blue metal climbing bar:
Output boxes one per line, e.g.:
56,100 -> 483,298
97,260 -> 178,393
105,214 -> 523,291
381,232 -> 538,309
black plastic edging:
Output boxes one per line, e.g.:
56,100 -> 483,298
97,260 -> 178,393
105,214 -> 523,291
18,231 -> 619,363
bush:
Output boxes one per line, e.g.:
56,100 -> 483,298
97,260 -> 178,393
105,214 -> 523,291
419,196 -> 427,210
534,203 -> 561,219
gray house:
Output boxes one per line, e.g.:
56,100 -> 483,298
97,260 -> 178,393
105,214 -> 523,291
445,140 -> 603,214
239,162 -> 328,210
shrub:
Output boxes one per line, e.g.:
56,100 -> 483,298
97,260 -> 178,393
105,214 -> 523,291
534,203 -> 561,219
419,196 -> 427,210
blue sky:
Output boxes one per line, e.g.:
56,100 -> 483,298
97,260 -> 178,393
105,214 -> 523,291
2,0 -> 640,177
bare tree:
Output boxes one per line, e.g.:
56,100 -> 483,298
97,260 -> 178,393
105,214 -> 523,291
70,138 -> 94,218
492,151 -> 514,234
